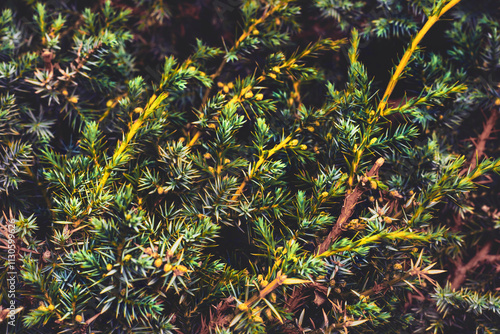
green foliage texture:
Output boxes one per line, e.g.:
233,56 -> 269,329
0,0 -> 499,333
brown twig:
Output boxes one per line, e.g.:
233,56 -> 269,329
315,158 -> 384,255
465,107 -> 498,173
450,107 -> 500,287
226,272 -> 288,327
450,241 -> 500,289
243,272 -> 288,308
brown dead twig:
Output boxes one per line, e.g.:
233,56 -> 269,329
461,107 -> 499,175
450,106 -> 500,288
450,241 -> 500,290
198,297 -> 235,334
315,158 -> 385,255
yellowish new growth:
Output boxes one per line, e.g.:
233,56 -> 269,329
231,133 -> 294,202
96,93 -> 168,194
377,0 -> 462,116
347,0 -> 462,187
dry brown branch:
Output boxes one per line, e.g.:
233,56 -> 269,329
198,297 -> 235,334
450,241 -> 500,289
315,158 -> 384,255
460,107 -> 499,175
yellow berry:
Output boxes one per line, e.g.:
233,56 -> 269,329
75,315 -> 83,322
255,93 -> 264,101
383,216 -> 392,224
154,258 -> 163,268
134,107 -> 143,113
369,137 -> 377,146
68,96 -> 78,104
123,254 -> 132,261
272,66 -> 281,73
224,158 -> 231,164
260,280 -> 269,288
223,85 -> 229,93
300,144 -> 307,150
393,263 -> 403,270
290,139 -> 299,146
173,265 -> 188,276
227,82 -> 234,89
164,263 -> 172,272
254,315 -> 263,323
288,97 -> 294,105
370,180 -> 378,190
106,100 -> 113,107
204,152 -> 212,159
157,187 -> 164,194
321,191 -> 329,198
179,137 -> 185,143
62,89 -> 68,96
252,29 -> 259,35
217,82 -> 224,88
106,263 -> 113,271
188,66 -> 196,71
244,91 -> 254,99
269,73 -> 277,79
199,71 -> 206,76
307,126 -> 315,132
125,214 -> 131,220
369,196 -> 375,202
48,304 -> 55,311
238,303 -> 249,312
494,98 -> 500,106
208,123 -> 216,129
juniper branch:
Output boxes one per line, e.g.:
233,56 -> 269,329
316,157 -> 384,255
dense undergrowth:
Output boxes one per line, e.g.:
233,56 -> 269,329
0,0 -> 499,333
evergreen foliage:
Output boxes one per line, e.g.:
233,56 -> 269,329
0,0 -> 499,333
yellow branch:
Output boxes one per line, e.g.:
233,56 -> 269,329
347,0 -> 462,187
96,93 -> 168,193
231,133 -> 294,202
377,0 -> 462,115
